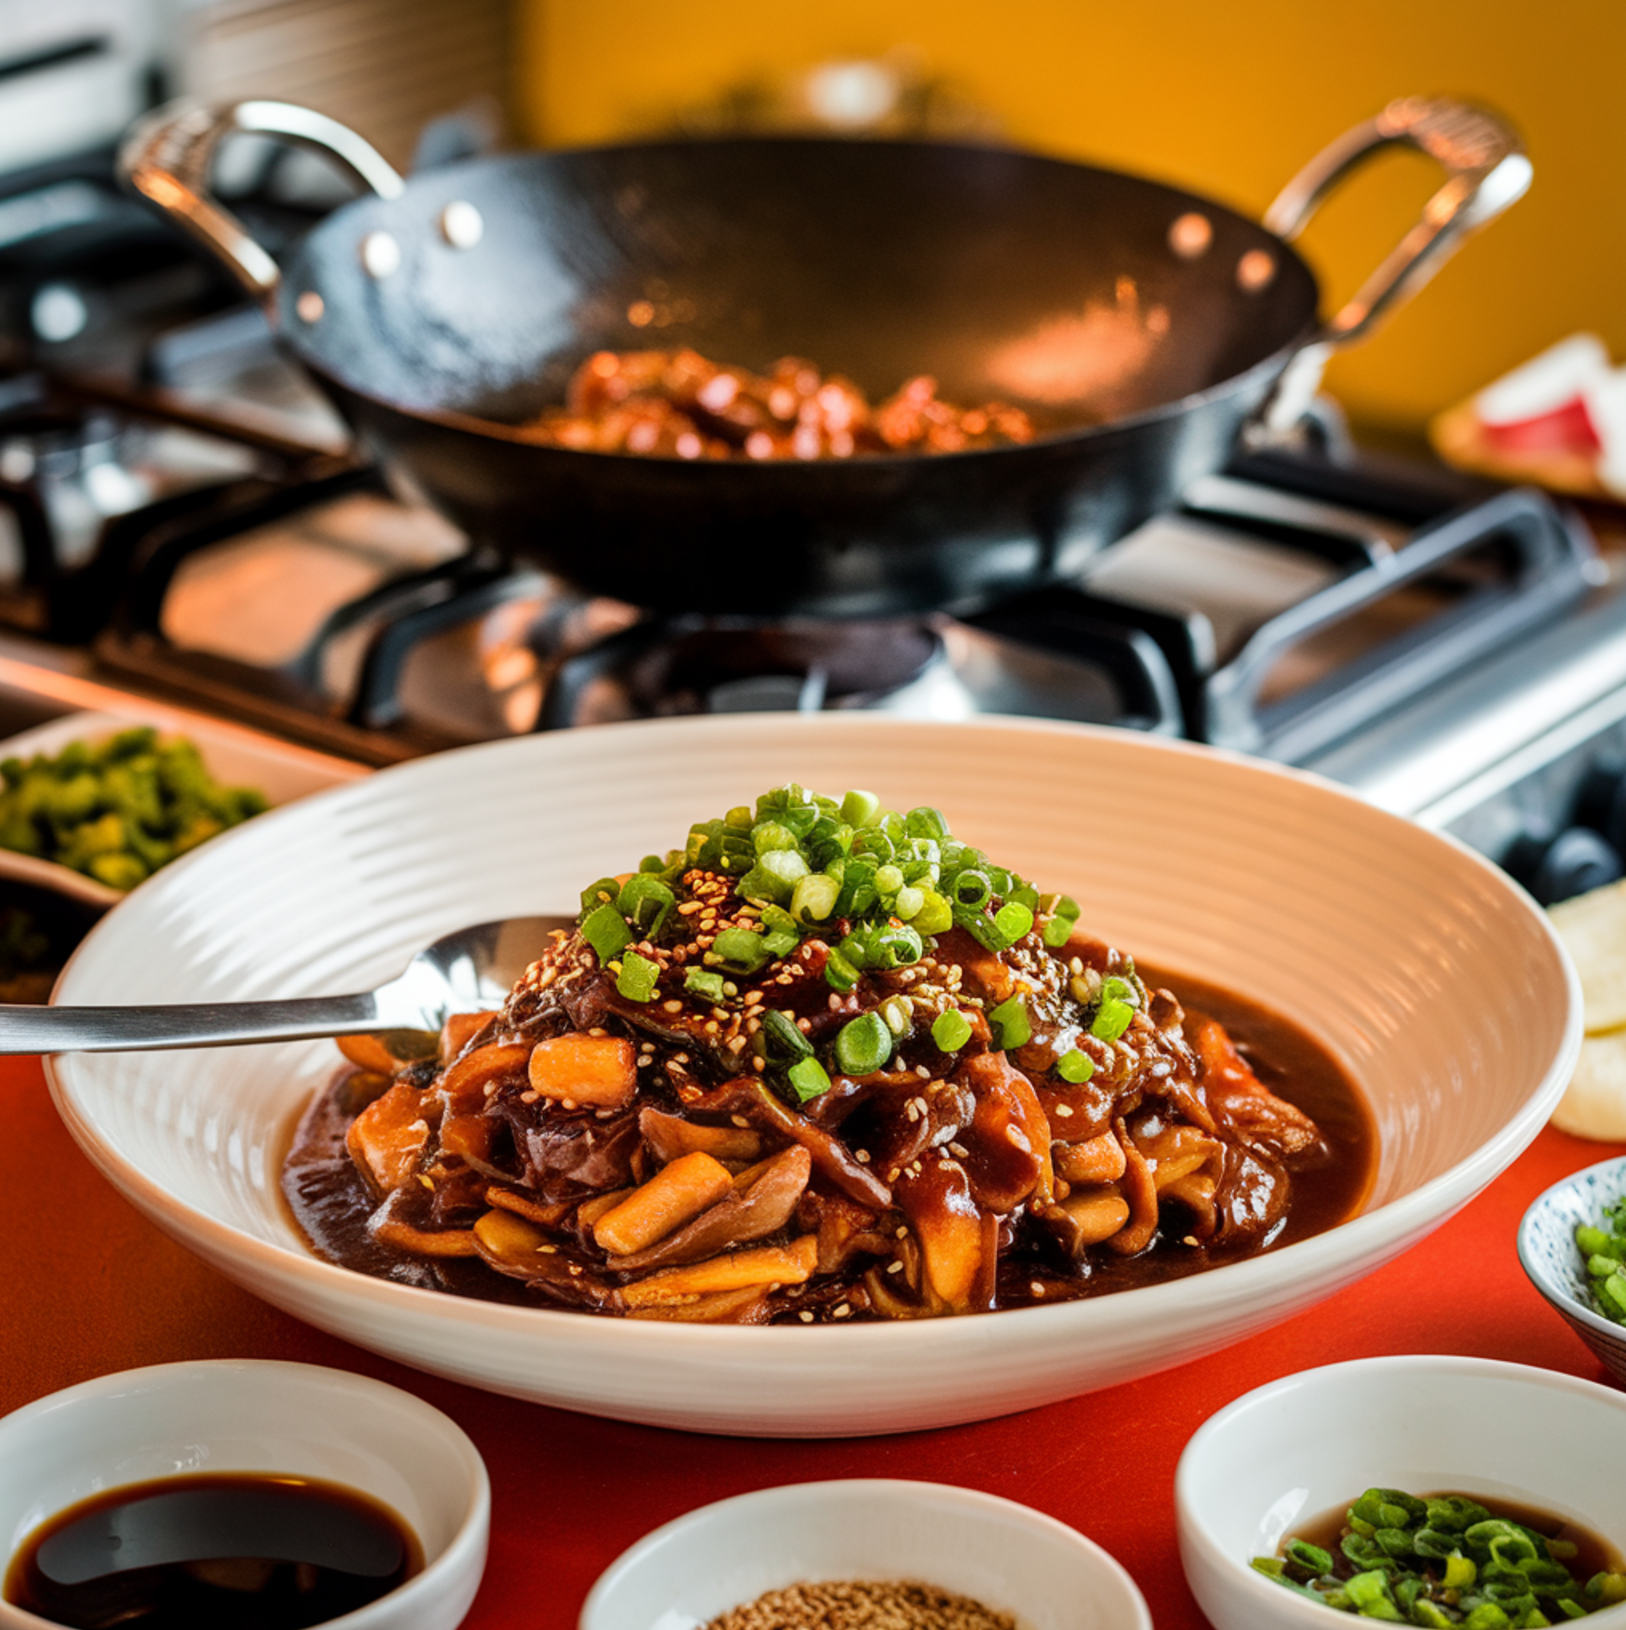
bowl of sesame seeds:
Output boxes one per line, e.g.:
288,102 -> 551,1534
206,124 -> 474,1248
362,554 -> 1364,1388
578,1479 -> 1152,1630
45,712 -> 1575,1435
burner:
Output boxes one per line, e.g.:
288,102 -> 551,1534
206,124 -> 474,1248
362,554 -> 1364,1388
538,618 -> 969,728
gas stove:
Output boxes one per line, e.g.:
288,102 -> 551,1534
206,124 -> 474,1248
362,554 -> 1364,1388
0,273 -> 1623,909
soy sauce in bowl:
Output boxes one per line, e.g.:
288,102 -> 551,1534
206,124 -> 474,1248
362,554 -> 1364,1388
4,1472 -> 422,1629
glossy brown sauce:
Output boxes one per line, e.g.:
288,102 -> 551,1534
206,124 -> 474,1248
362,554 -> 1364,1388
1074,968 -> 1376,1298
281,970 -> 1377,1313
3,1473 -> 422,1629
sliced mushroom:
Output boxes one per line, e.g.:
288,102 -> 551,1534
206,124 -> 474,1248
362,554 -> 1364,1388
612,1146 -> 812,1271
638,1105 -> 763,1166
617,1234 -> 818,1309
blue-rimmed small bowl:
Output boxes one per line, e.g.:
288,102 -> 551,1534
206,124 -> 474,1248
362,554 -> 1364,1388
1518,1153 -> 1626,1384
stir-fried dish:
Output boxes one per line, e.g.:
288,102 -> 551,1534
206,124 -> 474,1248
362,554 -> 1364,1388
516,348 -> 1035,458
283,786 -> 1374,1323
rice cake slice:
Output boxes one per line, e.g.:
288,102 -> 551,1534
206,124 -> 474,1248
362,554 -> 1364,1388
1548,877 -> 1626,1034
1552,1027 -> 1626,1140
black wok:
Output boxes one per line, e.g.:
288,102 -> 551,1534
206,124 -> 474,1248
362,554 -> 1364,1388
121,98 -> 1527,618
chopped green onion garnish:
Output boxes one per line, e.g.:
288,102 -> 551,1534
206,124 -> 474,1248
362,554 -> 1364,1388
684,968 -> 727,1002
1091,996 -> 1134,1042
1343,1571 -> 1393,1612
790,872 -> 840,924
834,1011 -> 893,1075
616,951 -> 660,1002
787,1055 -> 832,1103
710,926 -> 772,974
839,920 -> 923,972
951,869 -> 992,909
1443,1554 -> 1477,1590
931,1009 -> 972,1052
617,873 -> 675,938
911,890 -> 953,935
1286,1540 -> 1335,1575
580,876 -> 621,916
988,995 -> 1031,1050
752,820 -> 799,852
1056,1049 -> 1094,1083
581,902 -> 632,964
840,788 -> 880,826
760,1008 -> 813,1060
993,900 -> 1034,943
824,947 -> 861,993
905,805 -> 949,840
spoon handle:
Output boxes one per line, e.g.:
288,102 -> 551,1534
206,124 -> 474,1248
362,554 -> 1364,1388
0,993 -> 380,1054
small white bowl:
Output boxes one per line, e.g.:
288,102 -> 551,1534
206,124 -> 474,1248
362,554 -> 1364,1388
1175,1355 -> 1626,1630
0,707 -> 363,906
0,1359 -> 488,1630
579,1478 -> 1150,1630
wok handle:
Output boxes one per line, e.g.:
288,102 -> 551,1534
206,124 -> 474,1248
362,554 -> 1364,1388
1265,97 -> 1531,348
118,99 -> 405,301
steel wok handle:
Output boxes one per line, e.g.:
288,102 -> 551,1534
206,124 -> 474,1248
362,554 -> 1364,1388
118,98 -> 405,302
1265,96 -> 1531,349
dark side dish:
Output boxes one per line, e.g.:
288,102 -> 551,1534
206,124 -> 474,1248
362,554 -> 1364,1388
283,785 -> 1374,1323
1254,1487 -> 1626,1624
516,347 -> 1036,458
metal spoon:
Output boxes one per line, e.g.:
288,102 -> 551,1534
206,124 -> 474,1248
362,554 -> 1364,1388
0,915 -> 573,1054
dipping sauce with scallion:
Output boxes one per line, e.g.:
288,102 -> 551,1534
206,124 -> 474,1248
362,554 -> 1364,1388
1253,1487 -> 1626,1624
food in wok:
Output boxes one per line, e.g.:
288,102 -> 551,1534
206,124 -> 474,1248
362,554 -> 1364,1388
283,786 -> 1374,1322
518,347 -> 1036,459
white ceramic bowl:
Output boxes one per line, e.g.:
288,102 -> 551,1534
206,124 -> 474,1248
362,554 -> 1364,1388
1175,1355 -> 1626,1630
0,707 -> 363,906
579,1479 -> 1149,1630
0,1359 -> 488,1630
47,715 -> 1579,1436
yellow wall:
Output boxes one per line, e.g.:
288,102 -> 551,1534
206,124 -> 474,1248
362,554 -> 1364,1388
514,0 -> 1625,437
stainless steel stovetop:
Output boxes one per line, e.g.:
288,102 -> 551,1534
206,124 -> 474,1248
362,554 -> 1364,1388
0,309 -> 1623,907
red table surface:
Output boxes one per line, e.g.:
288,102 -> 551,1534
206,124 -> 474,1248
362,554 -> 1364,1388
2,1051 -> 1618,1629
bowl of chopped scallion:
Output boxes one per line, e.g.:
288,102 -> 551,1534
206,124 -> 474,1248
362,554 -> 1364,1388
1518,1153 -> 1626,1387
1177,1355 -> 1626,1630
